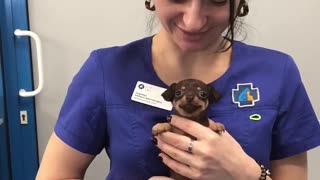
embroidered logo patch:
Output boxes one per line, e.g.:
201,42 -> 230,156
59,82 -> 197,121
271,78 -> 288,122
232,83 -> 260,108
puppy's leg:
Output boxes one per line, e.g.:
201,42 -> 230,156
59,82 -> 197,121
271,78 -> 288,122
152,123 -> 172,136
209,121 -> 225,134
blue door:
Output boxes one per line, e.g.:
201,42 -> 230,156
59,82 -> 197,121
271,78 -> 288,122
0,0 -> 39,179
0,28 -> 11,180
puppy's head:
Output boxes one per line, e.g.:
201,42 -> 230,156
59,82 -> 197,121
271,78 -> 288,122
162,79 -> 221,118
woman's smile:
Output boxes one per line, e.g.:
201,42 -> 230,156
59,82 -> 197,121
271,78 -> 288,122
176,25 -> 207,41
173,23 -> 215,51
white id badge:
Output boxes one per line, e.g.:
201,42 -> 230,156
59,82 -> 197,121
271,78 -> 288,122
131,81 -> 173,111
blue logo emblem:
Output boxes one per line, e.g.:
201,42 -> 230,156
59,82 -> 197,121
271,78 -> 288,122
232,83 -> 260,108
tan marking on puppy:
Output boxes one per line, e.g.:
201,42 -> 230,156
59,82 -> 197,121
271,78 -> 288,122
209,122 -> 225,134
173,96 -> 208,118
152,123 -> 172,136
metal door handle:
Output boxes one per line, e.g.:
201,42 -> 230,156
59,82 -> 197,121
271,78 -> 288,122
14,29 -> 44,97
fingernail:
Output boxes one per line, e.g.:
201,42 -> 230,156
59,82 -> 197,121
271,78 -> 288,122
158,155 -> 163,161
166,115 -> 172,122
151,137 -> 158,145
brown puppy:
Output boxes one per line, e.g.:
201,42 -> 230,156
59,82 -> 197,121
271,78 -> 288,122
152,79 -> 225,180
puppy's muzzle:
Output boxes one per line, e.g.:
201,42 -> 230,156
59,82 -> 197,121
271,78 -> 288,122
179,103 -> 201,113
185,94 -> 194,103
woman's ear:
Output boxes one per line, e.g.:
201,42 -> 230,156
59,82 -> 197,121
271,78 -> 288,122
161,83 -> 177,102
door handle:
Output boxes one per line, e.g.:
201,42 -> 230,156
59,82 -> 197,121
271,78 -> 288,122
14,29 -> 44,97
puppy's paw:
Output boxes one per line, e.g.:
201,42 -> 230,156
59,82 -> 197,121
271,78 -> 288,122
152,123 -> 172,136
209,122 -> 225,135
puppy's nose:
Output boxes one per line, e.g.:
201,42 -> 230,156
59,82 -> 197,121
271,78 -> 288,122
186,94 -> 194,103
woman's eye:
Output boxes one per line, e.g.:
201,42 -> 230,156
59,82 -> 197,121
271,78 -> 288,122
175,90 -> 183,97
169,0 -> 228,6
209,0 -> 228,6
198,91 -> 207,98
169,0 -> 187,4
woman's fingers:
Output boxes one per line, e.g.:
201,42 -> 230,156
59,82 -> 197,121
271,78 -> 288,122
156,134 -> 199,167
159,153 -> 197,179
168,115 -> 219,140
156,131 -> 201,154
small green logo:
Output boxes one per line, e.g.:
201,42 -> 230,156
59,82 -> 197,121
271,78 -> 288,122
249,114 -> 261,121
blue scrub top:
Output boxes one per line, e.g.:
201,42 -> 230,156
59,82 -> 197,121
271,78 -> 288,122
54,37 -> 320,180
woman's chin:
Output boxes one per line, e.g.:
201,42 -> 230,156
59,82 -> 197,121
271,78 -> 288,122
178,41 -> 209,53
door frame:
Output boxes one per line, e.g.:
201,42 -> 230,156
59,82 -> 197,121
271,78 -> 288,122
0,0 -> 39,179
0,20 -> 11,180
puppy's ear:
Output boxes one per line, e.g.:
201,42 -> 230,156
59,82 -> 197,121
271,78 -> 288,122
161,83 -> 177,102
207,85 -> 221,103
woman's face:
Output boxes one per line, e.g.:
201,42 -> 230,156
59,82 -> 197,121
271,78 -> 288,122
154,0 -> 240,52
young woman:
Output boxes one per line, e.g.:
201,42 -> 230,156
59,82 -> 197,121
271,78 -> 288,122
36,0 -> 320,179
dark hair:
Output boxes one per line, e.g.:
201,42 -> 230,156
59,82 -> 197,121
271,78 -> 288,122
221,0 -> 244,52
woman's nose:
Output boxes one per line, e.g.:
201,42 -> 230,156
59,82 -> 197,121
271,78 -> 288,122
182,3 -> 207,32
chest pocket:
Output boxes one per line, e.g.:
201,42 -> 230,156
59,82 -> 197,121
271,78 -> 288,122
208,108 -> 277,163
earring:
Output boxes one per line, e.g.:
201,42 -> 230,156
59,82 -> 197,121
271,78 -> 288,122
238,0 -> 249,17
145,0 -> 155,11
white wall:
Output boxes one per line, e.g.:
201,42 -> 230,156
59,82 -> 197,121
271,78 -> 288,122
28,0 -> 319,179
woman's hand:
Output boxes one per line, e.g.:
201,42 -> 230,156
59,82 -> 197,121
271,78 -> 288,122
154,115 -> 261,180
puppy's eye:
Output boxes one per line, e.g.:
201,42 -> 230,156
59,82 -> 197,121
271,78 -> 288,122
175,90 -> 183,97
198,91 -> 207,98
